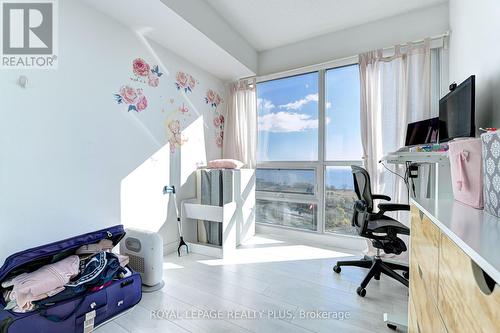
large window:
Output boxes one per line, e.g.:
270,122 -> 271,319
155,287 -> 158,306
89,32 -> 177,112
256,64 -> 362,235
257,72 -> 319,161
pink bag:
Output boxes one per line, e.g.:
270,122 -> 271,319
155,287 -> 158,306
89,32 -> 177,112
448,138 -> 484,209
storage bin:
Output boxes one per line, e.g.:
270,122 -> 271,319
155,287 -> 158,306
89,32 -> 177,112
449,138 -> 483,209
482,131 -> 500,217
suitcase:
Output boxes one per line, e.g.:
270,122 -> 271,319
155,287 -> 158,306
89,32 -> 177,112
0,225 -> 142,333
482,130 -> 500,217
448,138 -> 484,209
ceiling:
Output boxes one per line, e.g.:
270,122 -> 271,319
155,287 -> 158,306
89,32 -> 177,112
82,0 -> 254,80
204,0 -> 447,51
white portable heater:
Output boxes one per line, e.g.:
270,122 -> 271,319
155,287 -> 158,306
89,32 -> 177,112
120,227 -> 164,292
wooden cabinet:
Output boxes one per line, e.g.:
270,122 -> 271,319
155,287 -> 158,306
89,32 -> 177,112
438,234 -> 500,333
409,205 -> 447,333
410,205 -> 440,303
410,204 -> 500,333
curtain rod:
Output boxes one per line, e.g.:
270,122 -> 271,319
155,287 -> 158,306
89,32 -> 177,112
240,31 -> 450,82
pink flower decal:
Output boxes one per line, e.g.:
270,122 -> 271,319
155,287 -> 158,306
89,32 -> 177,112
131,59 -> 162,86
132,58 -> 150,77
213,116 -> 221,127
175,71 -> 197,93
188,75 -> 196,91
205,89 -> 223,109
179,103 -> 189,114
148,74 -> 159,87
136,94 -> 148,112
114,86 -> 148,112
215,132 -> 223,148
118,85 -> 138,104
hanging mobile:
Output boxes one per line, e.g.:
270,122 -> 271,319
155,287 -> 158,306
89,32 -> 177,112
163,185 -> 189,256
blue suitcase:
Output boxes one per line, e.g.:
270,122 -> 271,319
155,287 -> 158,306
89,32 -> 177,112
0,225 -> 142,332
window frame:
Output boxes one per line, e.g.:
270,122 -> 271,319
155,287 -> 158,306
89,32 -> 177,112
255,44 -> 448,235
256,57 -> 363,235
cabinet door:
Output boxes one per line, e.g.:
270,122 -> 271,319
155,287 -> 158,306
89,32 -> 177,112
410,205 -> 440,303
438,234 -> 500,333
410,237 -> 448,333
419,213 -> 441,301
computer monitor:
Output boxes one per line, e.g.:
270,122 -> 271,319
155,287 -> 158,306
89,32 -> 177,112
405,117 -> 439,147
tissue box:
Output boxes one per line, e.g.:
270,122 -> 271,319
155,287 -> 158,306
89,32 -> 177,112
482,131 -> 500,217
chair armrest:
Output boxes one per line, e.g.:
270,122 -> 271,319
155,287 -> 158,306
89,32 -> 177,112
378,203 -> 410,212
372,194 -> 391,201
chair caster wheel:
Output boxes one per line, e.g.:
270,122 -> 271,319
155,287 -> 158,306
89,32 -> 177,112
374,274 -> 380,280
387,323 -> 397,330
333,265 -> 341,274
356,287 -> 366,297
403,271 -> 409,279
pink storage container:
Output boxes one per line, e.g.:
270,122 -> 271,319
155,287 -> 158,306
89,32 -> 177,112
448,138 -> 484,209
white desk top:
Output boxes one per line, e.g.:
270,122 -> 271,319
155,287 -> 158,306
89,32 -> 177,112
382,151 -> 449,164
411,198 -> 500,283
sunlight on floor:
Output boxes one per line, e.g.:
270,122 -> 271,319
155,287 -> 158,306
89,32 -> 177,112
163,262 -> 184,270
197,244 -> 352,266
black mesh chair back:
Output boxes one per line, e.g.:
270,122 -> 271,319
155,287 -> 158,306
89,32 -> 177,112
351,165 -> 374,212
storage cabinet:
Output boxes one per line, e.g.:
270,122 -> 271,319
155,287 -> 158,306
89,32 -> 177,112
438,234 -> 500,333
409,204 -> 500,333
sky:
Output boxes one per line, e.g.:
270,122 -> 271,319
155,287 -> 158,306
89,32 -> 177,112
257,65 -> 363,162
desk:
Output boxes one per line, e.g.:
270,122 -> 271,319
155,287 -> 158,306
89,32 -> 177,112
409,198 -> 500,332
381,151 -> 452,200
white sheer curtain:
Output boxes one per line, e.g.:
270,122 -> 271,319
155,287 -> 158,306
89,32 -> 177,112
223,79 -> 257,168
359,40 -> 431,222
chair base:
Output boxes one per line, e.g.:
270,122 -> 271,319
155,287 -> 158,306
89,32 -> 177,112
333,255 -> 408,297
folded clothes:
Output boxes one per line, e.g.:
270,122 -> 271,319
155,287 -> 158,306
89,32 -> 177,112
3,255 -> 79,311
36,251 -> 125,307
76,239 -> 114,255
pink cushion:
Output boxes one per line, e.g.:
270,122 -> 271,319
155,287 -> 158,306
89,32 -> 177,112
207,159 -> 245,169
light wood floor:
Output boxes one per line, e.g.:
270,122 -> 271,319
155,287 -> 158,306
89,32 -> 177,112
96,234 -> 408,333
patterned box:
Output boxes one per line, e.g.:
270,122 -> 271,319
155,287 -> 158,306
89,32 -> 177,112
482,131 -> 500,217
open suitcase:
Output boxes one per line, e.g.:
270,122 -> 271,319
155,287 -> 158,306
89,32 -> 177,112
0,225 -> 142,333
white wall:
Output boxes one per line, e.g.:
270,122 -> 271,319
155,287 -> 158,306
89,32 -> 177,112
258,3 -> 449,75
0,0 -> 225,263
449,0 -> 500,129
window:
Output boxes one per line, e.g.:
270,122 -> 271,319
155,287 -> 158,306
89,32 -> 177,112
256,65 -> 362,234
257,72 -> 319,161
324,65 -> 362,235
256,169 -> 315,195
256,200 -> 317,231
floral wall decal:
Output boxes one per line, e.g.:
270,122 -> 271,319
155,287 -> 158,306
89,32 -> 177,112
205,89 -> 223,109
130,58 -> 163,87
175,71 -> 197,93
166,119 -> 188,153
178,103 -> 189,114
114,86 -> 148,112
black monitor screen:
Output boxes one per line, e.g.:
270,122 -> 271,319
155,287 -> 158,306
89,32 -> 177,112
405,117 -> 439,146
439,76 -> 475,142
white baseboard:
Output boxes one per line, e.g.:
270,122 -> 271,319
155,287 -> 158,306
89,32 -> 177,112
255,223 -> 366,252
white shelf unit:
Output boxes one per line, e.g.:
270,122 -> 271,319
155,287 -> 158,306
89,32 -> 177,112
180,169 -> 255,258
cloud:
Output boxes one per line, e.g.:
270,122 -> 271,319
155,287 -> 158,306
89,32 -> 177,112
257,98 -> 275,112
326,102 -> 332,109
259,111 -> 319,133
279,93 -> 318,110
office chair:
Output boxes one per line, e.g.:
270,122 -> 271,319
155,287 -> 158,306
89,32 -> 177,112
333,165 -> 410,297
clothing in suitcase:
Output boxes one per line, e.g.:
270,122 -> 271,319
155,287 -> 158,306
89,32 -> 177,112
448,138 -> 484,209
0,225 -> 142,333
482,130 -> 500,217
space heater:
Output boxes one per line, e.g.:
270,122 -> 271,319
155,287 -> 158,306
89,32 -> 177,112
119,227 -> 165,292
